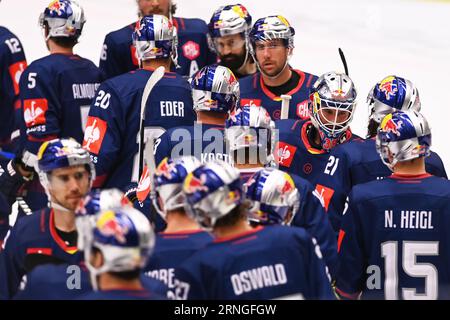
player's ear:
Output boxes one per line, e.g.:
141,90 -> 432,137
91,248 -> 105,268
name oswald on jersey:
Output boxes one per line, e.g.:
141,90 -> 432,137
231,264 -> 288,296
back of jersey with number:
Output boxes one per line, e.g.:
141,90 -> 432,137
314,138 -> 448,233
0,27 -> 27,151
99,18 -> 216,80
83,69 -> 195,189
336,175 -> 450,300
18,53 -> 103,166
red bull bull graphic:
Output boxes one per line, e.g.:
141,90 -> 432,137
381,114 -> 403,137
156,157 -> 175,179
184,173 -> 209,194
379,76 -> 398,100
96,211 -> 128,244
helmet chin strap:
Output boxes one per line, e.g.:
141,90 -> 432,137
51,201 -> 72,213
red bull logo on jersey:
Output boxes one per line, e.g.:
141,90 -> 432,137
96,211 -> 129,244
380,113 -> 403,137
379,76 -> 398,100
184,173 -> 209,194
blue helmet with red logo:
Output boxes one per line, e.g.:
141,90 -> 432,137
153,156 -> 202,220
37,138 -> 95,211
39,0 -> 86,40
82,207 -> 155,289
368,75 -> 420,123
225,105 -> 275,164
376,110 -> 431,170
183,160 -> 243,228
244,168 -> 300,225
75,188 -> 131,250
132,14 -> 178,65
208,4 -> 252,39
190,64 -> 240,113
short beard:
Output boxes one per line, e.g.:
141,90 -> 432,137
220,52 -> 246,73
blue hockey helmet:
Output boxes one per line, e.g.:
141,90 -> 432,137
39,0 -> 86,40
225,105 -> 275,164
376,110 -> 431,170
153,156 -> 202,220
244,168 -> 300,225
132,14 -> 178,65
75,188 -> 131,250
183,160 -> 243,228
368,75 -> 421,123
82,207 -> 155,289
190,64 -> 240,113
208,4 -> 252,39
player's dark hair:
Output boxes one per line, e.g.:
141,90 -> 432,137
109,269 -> 141,280
367,119 -> 379,138
44,24 -> 78,48
215,201 -> 250,229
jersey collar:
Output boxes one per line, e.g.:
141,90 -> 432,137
49,209 -> 78,254
259,69 -> 305,101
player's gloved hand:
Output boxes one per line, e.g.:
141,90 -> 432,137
123,182 -> 139,205
0,158 -> 34,207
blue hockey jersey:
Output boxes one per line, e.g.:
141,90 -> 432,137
80,288 -> 166,300
241,168 -> 338,278
18,53 -> 103,164
99,18 -> 216,80
154,123 -> 231,167
83,68 -> 195,190
13,262 -> 168,300
239,69 -> 317,121
273,119 -> 358,185
173,225 -> 334,300
314,137 -> 448,232
336,173 -> 450,300
143,229 -> 212,291
0,27 -> 27,151
0,208 -> 82,299
13,263 -> 91,300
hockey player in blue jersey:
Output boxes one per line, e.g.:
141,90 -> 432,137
335,110 -> 450,300
154,64 -> 239,166
0,25 -> 27,154
142,156 -> 212,294
172,160 -> 334,300
0,25 -> 27,239
84,15 -> 195,190
79,206 -> 165,300
0,0 -> 103,220
14,188 -> 168,299
207,4 -> 256,79
224,105 -> 337,277
99,0 -> 216,79
274,71 -> 359,188
244,168 -> 338,278
239,15 -> 318,120
0,138 -> 93,299
313,76 -> 447,233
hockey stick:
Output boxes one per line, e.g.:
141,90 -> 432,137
138,66 -> 165,179
280,94 -> 292,120
338,48 -> 349,76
